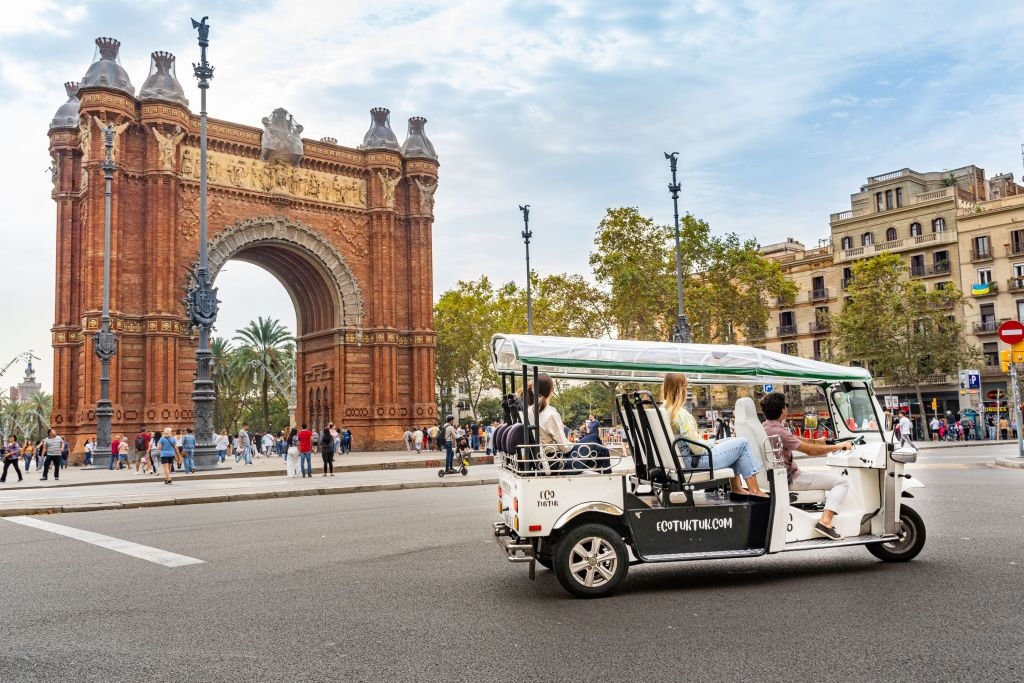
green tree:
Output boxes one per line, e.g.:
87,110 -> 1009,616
434,277 -> 503,416
551,381 -> 611,430
233,317 -> 294,433
829,252 -> 979,423
475,396 -> 504,424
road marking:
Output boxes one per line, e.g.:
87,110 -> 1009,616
4,517 -> 204,567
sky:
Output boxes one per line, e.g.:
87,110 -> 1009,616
4,0 -> 1024,395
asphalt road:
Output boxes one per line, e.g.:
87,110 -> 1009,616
1,446 -> 1022,682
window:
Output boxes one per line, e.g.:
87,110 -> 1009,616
910,222 -> 922,236
830,384 -> 877,433
984,342 -> 999,367
973,235 -> 991,259
886,227 -> 897,242
936,281 -> 950,290
813,338 -> 827,360
875,192 -> 883,212
841,236 -> 853,250
910,254 -> 924,276
814,306 -> 829,331
978,268 -> 992,284
1012,229 -> 1024,255
779,311 -> 794,326
980,303 -> 995,325
811,275 -> 826,299
861,232 -> 874,246
933,217 -> 946,232
781,342 -> 798,355
885,190 -> 893,209
1016,264 -> 1024,278
842,267 -> 853,288
1018,300 -> 1024,322
895,187 -> 903,207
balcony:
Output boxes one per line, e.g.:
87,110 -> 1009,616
1008,277 -> 1024,292
810,320 -> 829,334
982,362 -> 1003,376
866,168 -> 913,184
970,248 -> 994,262
809,288 -> 829,302
777,324 -> 798,337
1009,243 -> 1024,258
841,278 -> 853,290
974,319 -> 1006,335
835,230 -> 956,263
970,281 -> 999,297
911,261 -> 951,278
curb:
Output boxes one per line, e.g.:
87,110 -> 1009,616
917,440 -> 1018,450
0,477 -> 500,518
13,454 -> 496,491
994,457 -> 1024,469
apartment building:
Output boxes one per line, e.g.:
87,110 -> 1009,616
956,190 -> 1024,402
760,238 -> 837,362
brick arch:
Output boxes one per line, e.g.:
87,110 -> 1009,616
204,216 -> 363,334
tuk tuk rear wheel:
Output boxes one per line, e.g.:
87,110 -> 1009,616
867,505 -> 926,562
553,523 -> 628,598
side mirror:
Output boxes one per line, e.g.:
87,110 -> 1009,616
884,413 -> 894,432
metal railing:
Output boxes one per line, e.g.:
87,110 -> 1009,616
1008,277 -> 1024,292
970,248 -> 993,262
810,320 -> 829,333
810,288 -> 829,301
973,319 -> 1004,334
777,324 -> 798,337
867,168 -> 912,184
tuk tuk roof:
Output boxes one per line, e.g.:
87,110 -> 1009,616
490,334 -> 873,385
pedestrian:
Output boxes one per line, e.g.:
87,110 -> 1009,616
41,428 -> 64,481
298,423 -> 313,478
898,412 -> 914,448
238,424 -> 253,465
148,431 -> 162,475
108,434 -> 120,470
61,437 -> 70,471
117,436 -> 130,470
157,427 -> 179,485
83,438 -> 94,467
1,435 -> 23,483
215,431 -> 228,463
1000,416 -> 1009,440
412,427 -> 423,454
132,429 -> 151,474
34,438 -> 45,472
261,431 -> 274,458
442,414 -> 457,473
485,422 -> 494,455
22,439 -> 34,472
320,426 -> 335,476
285,427 -> 300,477
182,428 -> 196,474
928,416 -> 939,441
403,428 -> 412,451
469,420 -> 480,451
342,427 -> 351,454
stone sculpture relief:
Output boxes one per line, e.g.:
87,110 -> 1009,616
260,108 -> 304,166
414,178 -> 437,216
177,146 -> 367,208
377,169 -> 401,210
151,125 -> 184,171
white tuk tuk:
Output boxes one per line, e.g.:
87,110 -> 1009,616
490,334 -> 925,598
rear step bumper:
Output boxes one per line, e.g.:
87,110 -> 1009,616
493,522 -> 534,563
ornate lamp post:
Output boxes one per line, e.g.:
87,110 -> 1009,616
92,124 -> 118,467
186,16 -> 220,466
665,152 -> 692,343
519,204 -> 533,334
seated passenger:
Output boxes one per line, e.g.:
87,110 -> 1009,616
662,373 -> 768,498
526,373 -> 610,473
759,392 -> 852,540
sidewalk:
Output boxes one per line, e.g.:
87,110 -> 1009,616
915,439 -> 1018,450
0,463 -> 500,517
4,449 -> 493,491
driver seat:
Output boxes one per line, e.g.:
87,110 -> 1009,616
733,397 -> 826,505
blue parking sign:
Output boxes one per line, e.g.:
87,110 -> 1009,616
967,372 -> 980,389
763,384 -> 773,393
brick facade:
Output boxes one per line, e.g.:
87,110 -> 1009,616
49,86 -> 437,455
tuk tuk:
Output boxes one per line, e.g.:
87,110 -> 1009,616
490,334 -> 925,598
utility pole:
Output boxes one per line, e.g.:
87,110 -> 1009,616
92,123 -> 118,468
186,16 -> 220,467
665,152 -> 692,343
519,204 -> 533,334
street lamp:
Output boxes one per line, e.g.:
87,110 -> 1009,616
519,204 -> 533,334
92,123 -> 118,468
185,16 -> 220,467
665,152 -> 692,344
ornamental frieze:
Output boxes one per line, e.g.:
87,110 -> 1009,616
178,146 -> 367,208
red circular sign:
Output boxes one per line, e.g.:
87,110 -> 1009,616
998,320 -> 1024,345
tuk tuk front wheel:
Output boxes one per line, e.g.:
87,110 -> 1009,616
867,505 -> 926,562
553,523 -> 628,598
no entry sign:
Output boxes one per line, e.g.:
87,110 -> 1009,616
998,320 -> 1024,345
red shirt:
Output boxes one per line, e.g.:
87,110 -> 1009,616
298,429 -> 313,452
111,438 -> 120,456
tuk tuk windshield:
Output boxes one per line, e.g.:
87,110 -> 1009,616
830,384 -> 879,433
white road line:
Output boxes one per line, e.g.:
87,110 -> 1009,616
4,516 -> 204,568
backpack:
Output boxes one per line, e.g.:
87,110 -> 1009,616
134,434 -> 146,451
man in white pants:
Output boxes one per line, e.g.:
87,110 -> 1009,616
760,392 -> 852,540
898,412 -> 914,447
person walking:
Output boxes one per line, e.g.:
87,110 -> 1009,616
117,436 -> 130,471
261,432 -> 274,458
238,424 -> 253,465
320,426 -> 335,476
342,427 -> 351,454
898,412 -> 914,448
285,427 -> 300,478
412,427 -> 423,454
83,438 -> 94,467
22,440 -> 35,472
107,434 -> 120,470
133,429 -> 151,474
61,438 -> 70,471
297,423 -> 313,478
403,428 -> 413,451
182,428 -> 196,474
1,435 -> 23,483
41,428 -> 64,481
157,427 -> 179,484
1000,415 -> 1009,440
148,431 -> 162,475
215,431 -> 228,464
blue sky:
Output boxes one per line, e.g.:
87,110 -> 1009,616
4,0 -> 1024,393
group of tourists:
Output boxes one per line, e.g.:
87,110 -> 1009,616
2,428 -> 69,483
401,422 -> 496,454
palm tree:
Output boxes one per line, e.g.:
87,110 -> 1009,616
24,392 -> 52,442
233,317 -> 294,432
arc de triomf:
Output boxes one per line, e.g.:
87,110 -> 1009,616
47,38 -> 437,452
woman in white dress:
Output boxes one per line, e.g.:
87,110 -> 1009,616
285,427 -> 300,478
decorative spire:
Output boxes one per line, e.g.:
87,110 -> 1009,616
320,136 -> 338,144
358,107 -> 400,152
50,81 -> 80,129
139,51 -> 189,107
80,36 -> 135,95
401,116 -> 437,160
